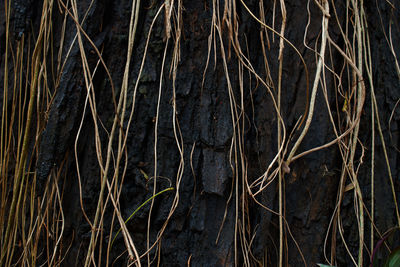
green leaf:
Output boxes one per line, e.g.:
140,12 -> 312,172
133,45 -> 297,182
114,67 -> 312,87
384,246 -> 400,267
317,264 -> 336,267
109,187 -> 174,248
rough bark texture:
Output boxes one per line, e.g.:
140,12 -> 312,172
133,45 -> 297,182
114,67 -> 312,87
2,0 -> 400,266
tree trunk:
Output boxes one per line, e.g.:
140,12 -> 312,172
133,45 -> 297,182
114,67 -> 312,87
1,0 -> 400,266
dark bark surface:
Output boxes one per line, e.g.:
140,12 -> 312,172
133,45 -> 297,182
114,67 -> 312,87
2,0 -> 400,266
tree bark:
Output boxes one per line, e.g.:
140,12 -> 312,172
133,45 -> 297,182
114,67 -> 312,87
1,0 -> 400,266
